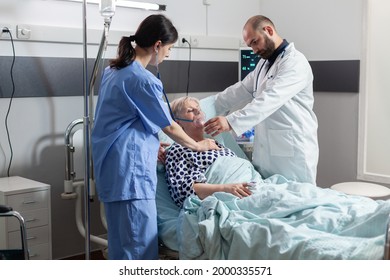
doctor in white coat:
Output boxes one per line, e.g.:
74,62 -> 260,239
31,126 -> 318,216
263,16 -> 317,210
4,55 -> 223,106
204,15 -> 319,184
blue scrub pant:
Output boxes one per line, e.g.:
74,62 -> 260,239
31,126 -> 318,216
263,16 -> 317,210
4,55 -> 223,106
104,199 -> 158,260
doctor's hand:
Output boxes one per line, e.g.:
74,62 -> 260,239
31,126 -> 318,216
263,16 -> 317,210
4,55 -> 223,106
204,116 -> 231,137
157,142 -> 171,164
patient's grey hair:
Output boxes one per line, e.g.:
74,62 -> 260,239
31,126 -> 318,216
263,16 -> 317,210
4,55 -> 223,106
170,96 -> 200,119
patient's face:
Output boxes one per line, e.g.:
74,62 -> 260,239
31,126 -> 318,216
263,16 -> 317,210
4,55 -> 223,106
180,100 -> 202,120
178,100 -> 204,135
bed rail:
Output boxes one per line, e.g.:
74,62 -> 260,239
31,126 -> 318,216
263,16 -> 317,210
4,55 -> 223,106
385,213 -> 390,260
64,118 -> 83,186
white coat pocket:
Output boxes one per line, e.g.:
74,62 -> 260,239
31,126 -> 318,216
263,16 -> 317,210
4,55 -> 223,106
268,129 -> 294,157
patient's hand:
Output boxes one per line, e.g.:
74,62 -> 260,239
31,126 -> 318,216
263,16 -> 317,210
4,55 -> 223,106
223,183 -> 252,198
158,142 -> 171,163
194,182 -> 252,200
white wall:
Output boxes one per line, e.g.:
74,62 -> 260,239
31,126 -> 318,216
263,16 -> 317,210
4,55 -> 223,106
0,0 -> 372,259
259,0 -> 362,61
358,0 -> 390,184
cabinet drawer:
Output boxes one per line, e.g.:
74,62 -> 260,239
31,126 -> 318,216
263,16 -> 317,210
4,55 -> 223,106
8,225 -> 50,249
7,190 -> 49,211
28,243 -> 50,260
6,208 -> 49,231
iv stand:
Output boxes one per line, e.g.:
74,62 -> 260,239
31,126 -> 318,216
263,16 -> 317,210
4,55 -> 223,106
82,0 -> 113,260
81,0 -> 91,260
83,0 -> 90,260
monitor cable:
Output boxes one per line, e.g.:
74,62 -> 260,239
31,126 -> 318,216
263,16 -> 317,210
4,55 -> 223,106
182,38 -> 191,96
2,27 -> 16,177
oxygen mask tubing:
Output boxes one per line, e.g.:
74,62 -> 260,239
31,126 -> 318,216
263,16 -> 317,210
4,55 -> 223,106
176,111 -> 206,128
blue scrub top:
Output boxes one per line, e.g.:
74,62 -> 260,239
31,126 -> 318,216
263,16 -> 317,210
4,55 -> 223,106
92,61 -> 172,202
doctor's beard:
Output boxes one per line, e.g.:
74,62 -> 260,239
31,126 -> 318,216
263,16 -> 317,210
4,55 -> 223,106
258,35 -> 276,59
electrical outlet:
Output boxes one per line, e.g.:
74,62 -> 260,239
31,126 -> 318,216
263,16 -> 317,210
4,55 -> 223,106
1,24 -> 13,38
177,35 -> 190,48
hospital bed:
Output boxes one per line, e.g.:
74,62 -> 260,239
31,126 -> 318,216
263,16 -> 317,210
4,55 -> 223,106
156,96 -> 390,260
62,95 -> 390,260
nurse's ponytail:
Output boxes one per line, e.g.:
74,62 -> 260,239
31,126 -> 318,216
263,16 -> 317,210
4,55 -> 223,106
110,14 -> 178,70
109,36 -> 135,69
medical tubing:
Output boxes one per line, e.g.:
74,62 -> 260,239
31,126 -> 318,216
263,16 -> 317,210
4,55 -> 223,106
89,21 -> 111,115
175,112 -> 206,128
163,90 -> 176,121
88,21 -> 110,188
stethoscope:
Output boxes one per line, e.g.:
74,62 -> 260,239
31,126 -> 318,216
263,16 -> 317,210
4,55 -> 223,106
254,60 -> 269,92
152,48 -> 177,122
254,50 -> 286,92
156,71 -> 176,120
253,41 -> 289,94
157,70 -> 199,124
154,49 -> 203,125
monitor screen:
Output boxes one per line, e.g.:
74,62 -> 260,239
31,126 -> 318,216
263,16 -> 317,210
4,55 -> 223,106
239,48 -> 260,81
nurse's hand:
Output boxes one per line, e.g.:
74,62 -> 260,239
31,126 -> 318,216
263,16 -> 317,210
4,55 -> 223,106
157,142 -> 171,163
204,116 -> 231,137
196,139 -> 221,151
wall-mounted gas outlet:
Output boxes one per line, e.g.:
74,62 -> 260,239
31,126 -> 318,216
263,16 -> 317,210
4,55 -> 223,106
17,25 -> 31,39
190,36 -> 199,48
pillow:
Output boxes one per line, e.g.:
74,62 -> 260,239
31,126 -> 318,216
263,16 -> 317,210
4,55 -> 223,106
199,95 -> 217,120
157,94 -> 248,171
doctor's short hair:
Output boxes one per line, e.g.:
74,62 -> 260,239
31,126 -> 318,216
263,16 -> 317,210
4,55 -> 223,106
246,15 -> 276,32
110,14 -> 178,69
170,96 -> 200,119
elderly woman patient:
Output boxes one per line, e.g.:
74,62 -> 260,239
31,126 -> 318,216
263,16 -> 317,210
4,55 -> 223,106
164,97 -> 253,208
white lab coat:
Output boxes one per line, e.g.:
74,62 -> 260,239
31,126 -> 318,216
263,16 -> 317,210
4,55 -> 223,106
215,43 -> 318,184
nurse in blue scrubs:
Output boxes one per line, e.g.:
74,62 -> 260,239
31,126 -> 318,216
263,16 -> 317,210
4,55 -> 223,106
91,14 -> 218,260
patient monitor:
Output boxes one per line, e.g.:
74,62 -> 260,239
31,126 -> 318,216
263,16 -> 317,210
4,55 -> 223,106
239,47 -> 260,81
236,48 -> 259,158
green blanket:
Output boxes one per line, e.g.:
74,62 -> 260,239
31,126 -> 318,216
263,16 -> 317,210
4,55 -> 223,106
175,156 -> 390,259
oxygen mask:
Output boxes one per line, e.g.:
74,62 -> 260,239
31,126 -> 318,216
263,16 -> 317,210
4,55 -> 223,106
176,111 -> 206,128
192,111 -> 206,128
